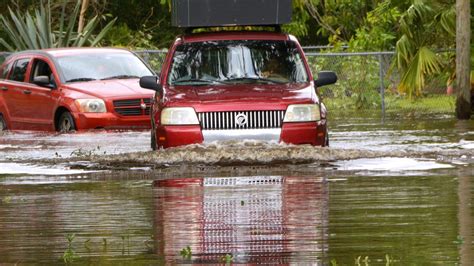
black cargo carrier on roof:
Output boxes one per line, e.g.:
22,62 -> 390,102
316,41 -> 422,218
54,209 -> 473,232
172,0 -> 292,27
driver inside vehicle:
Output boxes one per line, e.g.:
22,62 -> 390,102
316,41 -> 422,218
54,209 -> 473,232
260,56 -> 286,80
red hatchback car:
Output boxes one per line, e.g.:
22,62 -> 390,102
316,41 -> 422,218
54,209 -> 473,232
140,31 -> 337,149
0,48 -> 155,132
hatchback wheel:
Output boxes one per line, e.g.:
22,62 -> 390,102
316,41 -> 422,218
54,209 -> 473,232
58,112 -> 76,132
0,115 -> 7,132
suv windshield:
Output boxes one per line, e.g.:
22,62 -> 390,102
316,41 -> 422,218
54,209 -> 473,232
57,52 -> 154,83
168,40 -> 309,86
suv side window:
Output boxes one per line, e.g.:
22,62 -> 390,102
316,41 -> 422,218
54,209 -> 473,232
30,59 -> 55,87
8,58 -> 30,82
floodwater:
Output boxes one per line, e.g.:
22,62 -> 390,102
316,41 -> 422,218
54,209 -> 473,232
0,115 -> 473,264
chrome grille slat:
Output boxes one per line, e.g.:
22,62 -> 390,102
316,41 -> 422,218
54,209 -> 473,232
197,110 -> 285,130
113,98 -> 151,117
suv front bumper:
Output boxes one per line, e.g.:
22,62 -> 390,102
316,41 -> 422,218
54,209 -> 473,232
155,120 -> 327,148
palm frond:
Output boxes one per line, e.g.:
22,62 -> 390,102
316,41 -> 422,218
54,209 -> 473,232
74,16 -> 100,47
88,18 -> 117,47
437,5 -> 455,37
0,38 -> 15,52
399,2 -> 433,40
398,46 -> 442,99
62,0 -> 82,47
395,35 -> 415,71
0,0 -> 116,50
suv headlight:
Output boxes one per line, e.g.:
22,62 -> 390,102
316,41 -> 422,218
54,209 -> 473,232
75,99 -> 106,113
161,107 -> 199,125
283,104 -> 321,122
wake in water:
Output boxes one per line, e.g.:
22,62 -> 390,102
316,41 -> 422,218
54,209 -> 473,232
68,140 -> 473,169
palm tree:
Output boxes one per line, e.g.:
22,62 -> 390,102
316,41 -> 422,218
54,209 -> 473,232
393,0 -> 455,99
0,0 -> 116,51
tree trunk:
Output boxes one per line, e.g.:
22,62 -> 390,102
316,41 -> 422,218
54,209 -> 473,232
455,0 -> 471,119
78,0 -> 90,34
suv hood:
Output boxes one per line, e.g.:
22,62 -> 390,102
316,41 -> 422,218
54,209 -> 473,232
63,79 -> 154,99
165,82 -> 316,106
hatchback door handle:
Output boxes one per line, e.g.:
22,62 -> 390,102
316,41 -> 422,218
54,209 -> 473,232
0,86 -> 7,91
23,90 -> 32,95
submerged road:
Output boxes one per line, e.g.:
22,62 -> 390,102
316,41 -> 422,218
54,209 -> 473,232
0,115 -> 473,175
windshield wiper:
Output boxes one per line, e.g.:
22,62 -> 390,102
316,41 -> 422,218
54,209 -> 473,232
224,77 -> 285,84
101,75 -> 140,80
173,78 -> 224,85
66,77 -> 97,83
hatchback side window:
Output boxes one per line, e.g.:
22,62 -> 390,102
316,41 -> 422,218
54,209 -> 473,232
8,58 -> 30,82
30,59 -> 55,87
0,61 -> 13,79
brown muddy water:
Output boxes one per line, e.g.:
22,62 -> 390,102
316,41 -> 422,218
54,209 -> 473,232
0,115 -> 473,264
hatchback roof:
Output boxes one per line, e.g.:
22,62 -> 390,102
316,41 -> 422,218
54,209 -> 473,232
10,47 -> 131,58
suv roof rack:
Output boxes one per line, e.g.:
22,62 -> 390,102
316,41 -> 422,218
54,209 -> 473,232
184,25 -> 282,35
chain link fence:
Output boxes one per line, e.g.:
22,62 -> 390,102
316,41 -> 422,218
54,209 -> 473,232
307,49 -> 455,118
1,49 -> 456,118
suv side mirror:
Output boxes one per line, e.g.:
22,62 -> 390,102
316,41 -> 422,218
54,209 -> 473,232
33,75 -> 53,88
140,76 -> 163,94
314,71 -> 337,87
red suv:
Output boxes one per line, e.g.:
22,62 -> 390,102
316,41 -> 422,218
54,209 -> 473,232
140,31 -> 337,149
0,48 -> 155,132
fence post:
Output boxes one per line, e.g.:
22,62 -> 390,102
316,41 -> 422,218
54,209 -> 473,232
378,54 -> 385,122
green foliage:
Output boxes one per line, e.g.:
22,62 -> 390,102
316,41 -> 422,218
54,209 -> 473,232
180,246 -> 192,259
104,23 -> 157,49
397,46 -> 442,98
295,0 -> 383,44
282,0 -> 311,38
62,233 -> 78,264
0,0 -> 116,51
453,235 -> 465,245
104,0 -> 180,48
309,54 -> 382,110
222,254 -> 233,264
1,196 -> 12,204
355,255 -> 370,266
326,94 -> 455,115
348,1 -> 401,51
393,0 -> 455,99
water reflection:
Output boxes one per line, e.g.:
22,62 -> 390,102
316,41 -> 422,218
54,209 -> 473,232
153,176 -> 329,264
0,172 -> 472,264
458,171 -> 472,265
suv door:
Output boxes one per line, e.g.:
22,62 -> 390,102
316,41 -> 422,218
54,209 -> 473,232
26,57 -> 60,130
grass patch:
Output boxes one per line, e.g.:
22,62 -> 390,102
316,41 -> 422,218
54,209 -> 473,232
325,94 -> 455,115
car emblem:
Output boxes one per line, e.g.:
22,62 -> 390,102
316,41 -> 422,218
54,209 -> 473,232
235,113 -> 248,127
140,103 -> 147,110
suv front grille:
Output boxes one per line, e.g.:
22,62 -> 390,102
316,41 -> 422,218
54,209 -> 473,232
113,98 -> 152,116
197,110 -> 285,130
